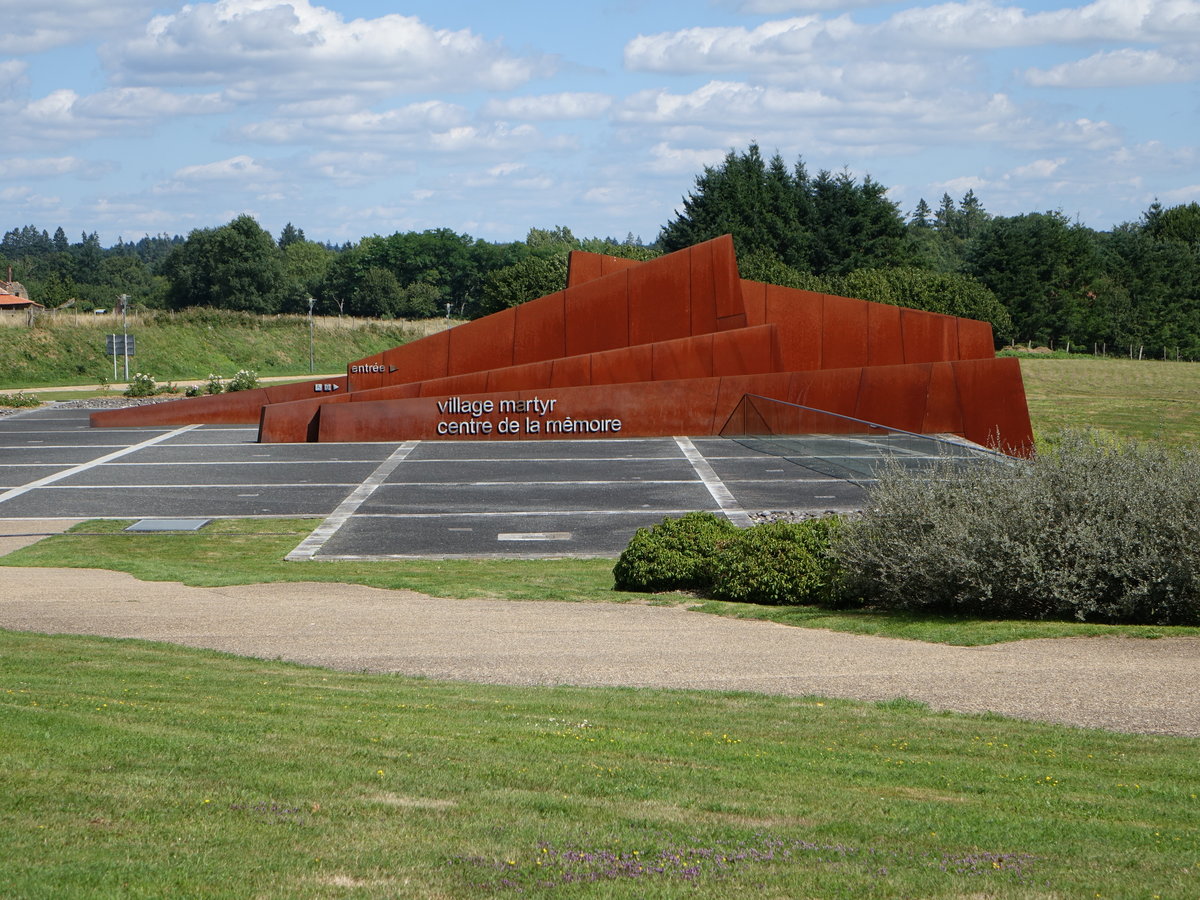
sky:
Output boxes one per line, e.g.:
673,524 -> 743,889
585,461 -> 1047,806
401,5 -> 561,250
0,0 -> 1197,246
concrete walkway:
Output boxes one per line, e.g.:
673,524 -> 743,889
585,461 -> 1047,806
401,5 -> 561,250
2,522 -> 1197,738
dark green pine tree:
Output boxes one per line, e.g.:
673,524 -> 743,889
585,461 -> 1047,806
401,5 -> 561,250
660,144 -> 908,276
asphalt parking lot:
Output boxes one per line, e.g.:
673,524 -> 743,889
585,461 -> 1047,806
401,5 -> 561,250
0,405 -> 951,559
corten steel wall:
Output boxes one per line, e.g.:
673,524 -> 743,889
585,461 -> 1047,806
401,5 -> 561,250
309,359 -> 1032,456
341,235 -> 744,394
88,234 -> 1034,454
258,325 -> 784,443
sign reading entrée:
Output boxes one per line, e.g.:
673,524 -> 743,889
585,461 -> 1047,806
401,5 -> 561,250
435,395 -> 622,437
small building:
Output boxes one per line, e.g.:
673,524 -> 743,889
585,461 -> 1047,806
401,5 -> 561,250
0,290 -> 44,322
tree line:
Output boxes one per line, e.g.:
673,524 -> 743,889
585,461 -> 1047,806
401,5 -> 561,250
0,219 -> 652,322
660,144 -> 1200,358
3,142 -> 1198,358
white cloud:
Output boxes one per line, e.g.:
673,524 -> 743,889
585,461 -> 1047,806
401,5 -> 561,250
625,17 -> 833,73
616,80 -> 1037,151
0,60 -> 29,100
1010,157 -> 1068,179
1025,48 -> 1199,87
881,0 -> 1200,50
482,93 -> 613,121
627,1 -> 1200,75
173,155 -> 273,182
235,100 -> 469,144
1,0 -> 158,53
304,151 -> 399,186
75,88 -> 230,120
932,174 -> 990,195
9,87 -> 227,145
156,155 -> 285,196
645,142 -> 731,175
0,186 -> 62,209
1159,183 -> 1200,204
104,0 -> 551,99
1049,117 -> 1123,150
618,81 -> 837,124
736,0 -> 878,10
488,163 -> 527,177
0,156 -> 102,179
430,123 -> 547,153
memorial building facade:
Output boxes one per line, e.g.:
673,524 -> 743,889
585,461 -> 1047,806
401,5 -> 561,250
91,235 -> 1034,456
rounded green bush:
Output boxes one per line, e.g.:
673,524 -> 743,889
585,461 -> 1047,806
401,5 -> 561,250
612,511 -> 740,593
710,518 -> 843,605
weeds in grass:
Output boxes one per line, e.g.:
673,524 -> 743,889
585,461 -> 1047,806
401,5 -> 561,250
455,834 -> 1039,891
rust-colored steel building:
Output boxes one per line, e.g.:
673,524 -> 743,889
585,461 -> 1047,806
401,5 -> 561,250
92,235 -> 1034,455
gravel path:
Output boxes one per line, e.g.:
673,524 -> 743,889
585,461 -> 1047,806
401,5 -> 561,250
3,560 -> 1198,738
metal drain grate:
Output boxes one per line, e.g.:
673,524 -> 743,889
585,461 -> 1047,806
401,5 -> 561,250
125,518 -> 211,532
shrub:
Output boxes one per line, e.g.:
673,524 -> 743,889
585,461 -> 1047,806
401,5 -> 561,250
203,373 -> 225,394
710,518 -> 843,605
612,511 -> 739,593
226,369 -> 259,392
123,373 -> 180,397
0,390 -> 41,408
833,431 -> 1200,624
123,372 -> 158,397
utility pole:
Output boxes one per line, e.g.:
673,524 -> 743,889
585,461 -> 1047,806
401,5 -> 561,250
307,297 -> 316,373
120,294 -> 130,382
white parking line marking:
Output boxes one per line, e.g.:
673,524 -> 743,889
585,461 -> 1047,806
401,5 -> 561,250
286,441 -> 419,561
0,425 -> 201,506
673,436 -> 753,527
497,532 -> 572,542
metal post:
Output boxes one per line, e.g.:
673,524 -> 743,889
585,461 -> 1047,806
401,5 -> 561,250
120,295 -> 130,382
307,297 -> 316,374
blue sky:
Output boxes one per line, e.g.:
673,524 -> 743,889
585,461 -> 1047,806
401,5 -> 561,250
1,0 -> 1196,246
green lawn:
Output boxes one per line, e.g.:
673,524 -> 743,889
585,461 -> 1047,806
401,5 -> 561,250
1017,357 -> 1200,446
2,629 -> 1196,899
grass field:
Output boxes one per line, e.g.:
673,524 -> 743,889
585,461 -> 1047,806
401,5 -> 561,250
1017,357 -> 1200,446
2,629 -> 1197,899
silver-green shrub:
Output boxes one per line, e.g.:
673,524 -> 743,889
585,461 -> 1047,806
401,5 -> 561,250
833,431 -> 1200,624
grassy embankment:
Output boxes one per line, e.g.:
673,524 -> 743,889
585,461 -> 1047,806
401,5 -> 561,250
3,627 -> 1198,899
3,353 -> 1199,897
0,309 -> 453,390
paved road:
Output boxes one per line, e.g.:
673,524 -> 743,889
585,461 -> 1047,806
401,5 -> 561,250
0,405 -> 885,558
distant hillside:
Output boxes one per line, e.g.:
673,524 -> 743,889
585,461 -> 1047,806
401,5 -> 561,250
0,309 -> 452,388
